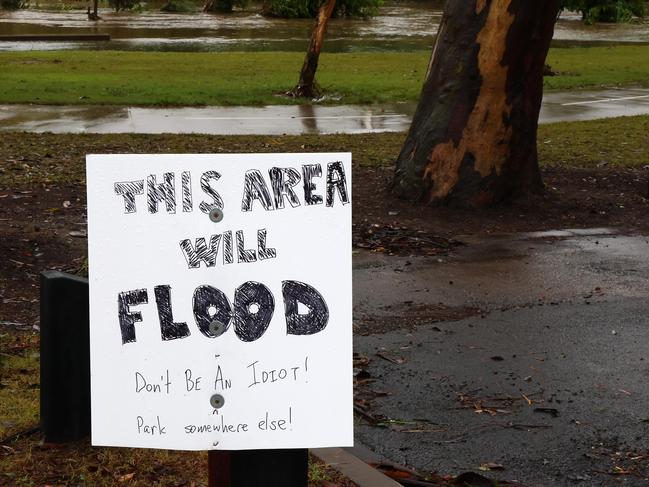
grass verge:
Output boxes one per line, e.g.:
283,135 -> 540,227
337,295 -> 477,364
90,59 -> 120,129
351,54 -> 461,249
0,115 -> 647,189
0,46 -> 648,106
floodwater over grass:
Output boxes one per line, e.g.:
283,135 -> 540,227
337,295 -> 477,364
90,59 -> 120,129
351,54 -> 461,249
0,1 -> 442,52
1,2 -> 648,53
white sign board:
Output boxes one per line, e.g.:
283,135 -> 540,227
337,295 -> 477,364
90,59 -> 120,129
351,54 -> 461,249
86,153 -> 352,451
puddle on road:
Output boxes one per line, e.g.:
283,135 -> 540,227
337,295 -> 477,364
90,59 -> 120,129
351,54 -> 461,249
0,103 -> 417,134
353,229 -> 649,319
1,3 -> 648,52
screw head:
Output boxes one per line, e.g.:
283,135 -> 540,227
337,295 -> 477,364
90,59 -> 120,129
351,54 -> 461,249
209,320 -> 226,336
209,208 -> 224,223
210,394 -> 225,409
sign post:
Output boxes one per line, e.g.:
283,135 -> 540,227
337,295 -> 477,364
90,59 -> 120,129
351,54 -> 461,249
86,153 -> 353,471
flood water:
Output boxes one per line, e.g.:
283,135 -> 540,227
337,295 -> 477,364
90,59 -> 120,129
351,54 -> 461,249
1,2 -> 648,53
2,88 -> 648,134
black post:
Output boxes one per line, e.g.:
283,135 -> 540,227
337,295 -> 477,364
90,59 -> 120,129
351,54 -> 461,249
40,271 -> 91,443
208,449 -> 308,487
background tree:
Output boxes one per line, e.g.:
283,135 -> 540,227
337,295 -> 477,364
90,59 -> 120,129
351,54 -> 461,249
87,0 -> 100,20
560,0 -> 645,23
108,0 -> 139,12
288,0 -> 336,98
285,0 -> 381,98
203,0 -> 247,13
393,0 -> 560,208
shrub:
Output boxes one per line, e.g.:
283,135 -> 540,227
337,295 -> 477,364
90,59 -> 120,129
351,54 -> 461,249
161,0 -> 194,11
108,0 -> 140,11
561,0 -> 645,24
1,0 -> 26,9
204,0 -> 247,12
262,0 -> 381,18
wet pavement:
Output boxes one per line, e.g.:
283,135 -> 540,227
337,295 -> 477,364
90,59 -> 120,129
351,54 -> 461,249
0,4 -> 648,53
1,87 -> 648,134
352,229 -> 649,485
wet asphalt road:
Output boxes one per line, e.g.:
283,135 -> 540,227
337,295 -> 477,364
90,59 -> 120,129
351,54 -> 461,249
1,88 -> 649,135
352,230 -> 649,486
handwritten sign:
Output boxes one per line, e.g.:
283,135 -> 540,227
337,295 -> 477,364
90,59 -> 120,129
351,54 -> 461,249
86,153 -> 352,451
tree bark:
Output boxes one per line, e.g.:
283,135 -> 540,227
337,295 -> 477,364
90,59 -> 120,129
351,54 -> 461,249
87,0 -> 99,20
393,0 -> 560,208
289,0 -> 336,98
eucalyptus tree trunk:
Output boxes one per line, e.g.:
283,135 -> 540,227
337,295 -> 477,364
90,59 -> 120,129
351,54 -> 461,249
393,0 -> 560,208
289,0 -> 336,98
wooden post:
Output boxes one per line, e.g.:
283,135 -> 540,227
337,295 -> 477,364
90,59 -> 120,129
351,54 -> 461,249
40,271 -> 91,443
208,449 -> 308,487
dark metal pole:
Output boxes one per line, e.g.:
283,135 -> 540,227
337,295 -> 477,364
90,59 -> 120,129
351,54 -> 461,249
208,449 -> 308,487
208,451 -> 232,487
39,271 -> 91,443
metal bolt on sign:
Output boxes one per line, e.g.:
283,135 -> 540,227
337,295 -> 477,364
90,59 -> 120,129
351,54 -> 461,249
209,208 -> 224,223
210,394 -> 225,409
209,320 -> 226,336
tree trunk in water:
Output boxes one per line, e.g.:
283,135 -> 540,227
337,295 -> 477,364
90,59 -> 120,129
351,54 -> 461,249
393,0 -> 560,208
290,0 -> 336,98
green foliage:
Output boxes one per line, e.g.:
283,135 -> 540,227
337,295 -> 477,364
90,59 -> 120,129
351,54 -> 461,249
0,0 -> 27,9
108,0 -> 140,11
1,46 -> 649,107
161,0 -> 194,11
204,0 -> 247,13
263,0 -> 382,18
560,0 -> 645,23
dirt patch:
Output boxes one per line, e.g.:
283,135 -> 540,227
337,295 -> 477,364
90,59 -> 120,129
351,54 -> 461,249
1,157 -> 648,331
0,130 -> 648,485
355,164 -> 649,237
354,303 -> 482,336
0,187 -> 87,330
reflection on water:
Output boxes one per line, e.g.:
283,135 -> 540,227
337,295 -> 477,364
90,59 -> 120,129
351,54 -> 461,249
2,88 -> 649,134
0,3 -> 648,52
0,103 -> 417,134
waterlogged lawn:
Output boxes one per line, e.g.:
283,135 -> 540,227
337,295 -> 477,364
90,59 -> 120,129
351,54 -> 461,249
0,51 -> 426,106
0,115 -> 647,189
0,45 -> 648,106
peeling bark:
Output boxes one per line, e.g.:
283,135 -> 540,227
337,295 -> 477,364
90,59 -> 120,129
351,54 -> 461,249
288,0 -> 336,98
393,0 -> 560,208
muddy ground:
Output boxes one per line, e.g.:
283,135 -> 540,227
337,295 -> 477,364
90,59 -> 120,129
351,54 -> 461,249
2,161 -> 648,334
1,131 -> 649,485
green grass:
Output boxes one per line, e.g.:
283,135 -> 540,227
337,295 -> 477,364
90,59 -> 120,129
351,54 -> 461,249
0,349 -> 40,440
0,115 -> 647,190
538,115 -> 649,168
545,45 -> 649,90
0,45 -> 648,106
0,51 -> 426,106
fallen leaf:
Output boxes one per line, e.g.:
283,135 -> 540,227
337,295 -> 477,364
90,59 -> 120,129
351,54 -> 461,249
116,472 -> 135,482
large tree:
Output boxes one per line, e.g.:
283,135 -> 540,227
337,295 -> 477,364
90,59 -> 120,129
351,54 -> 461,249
393,0 -> 560,208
